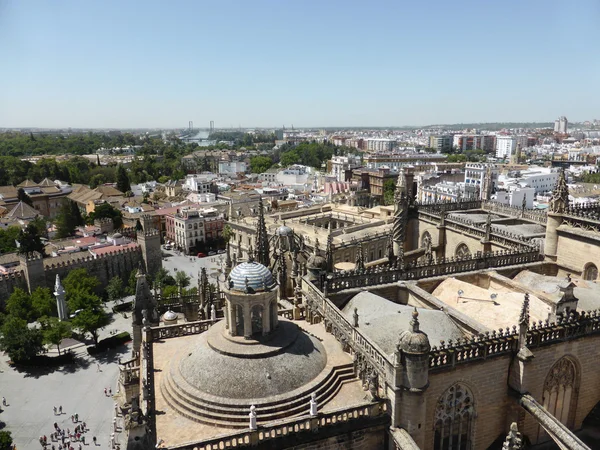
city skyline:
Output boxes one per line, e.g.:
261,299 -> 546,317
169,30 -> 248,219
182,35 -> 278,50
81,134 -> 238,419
1,0 -> 599,128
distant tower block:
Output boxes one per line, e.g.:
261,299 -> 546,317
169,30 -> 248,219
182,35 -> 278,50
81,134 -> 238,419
210,121 -> 214,134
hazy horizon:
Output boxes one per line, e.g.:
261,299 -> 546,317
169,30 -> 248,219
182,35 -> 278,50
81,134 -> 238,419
1,0 -> 598,129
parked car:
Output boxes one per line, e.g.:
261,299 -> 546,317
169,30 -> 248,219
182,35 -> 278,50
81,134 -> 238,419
217,249 -> 226,254
197,252 -> 206,258
208,251 -> 216,256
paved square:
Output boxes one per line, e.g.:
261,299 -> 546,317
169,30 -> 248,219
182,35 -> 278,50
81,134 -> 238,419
0,310 -> 132,450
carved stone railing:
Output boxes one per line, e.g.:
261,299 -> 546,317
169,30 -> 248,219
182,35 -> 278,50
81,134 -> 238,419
120,366 -> 140,385
167,401 -> 385,450
429,310 -> 600,372
481,200 -> 548,224
304,281 -> 394,378
324,248 -> 542,293
561,215 -> 600,235
417,200 -> 482,213
278,308 -> 294,320
565,202 -> 600,220
429,330 -> 519,371
150,318 -> 220,340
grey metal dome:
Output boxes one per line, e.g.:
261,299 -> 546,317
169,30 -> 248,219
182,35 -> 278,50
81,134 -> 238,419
276,224 -> 293,236
228,261 -> 276,292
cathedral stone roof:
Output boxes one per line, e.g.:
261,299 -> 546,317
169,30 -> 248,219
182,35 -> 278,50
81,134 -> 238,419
228,260 -> 275,292
341,292 -> 464,354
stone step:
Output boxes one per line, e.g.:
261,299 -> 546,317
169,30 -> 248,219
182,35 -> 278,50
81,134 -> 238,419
162,364 -> 355,422
160,363 -> 356,427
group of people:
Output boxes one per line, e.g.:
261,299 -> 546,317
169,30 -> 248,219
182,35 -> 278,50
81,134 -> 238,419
41,408 -> 95,449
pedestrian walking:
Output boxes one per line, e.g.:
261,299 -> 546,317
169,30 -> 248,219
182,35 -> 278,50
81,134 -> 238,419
81,436 -> 85,445
75,413 -> 78,422
71,415 -> 74,423
108,388 -> 112,396
104,388 -> 107,396
2,397 -> 6,406
96,363 -> 101,372
53,406 -> 57,415
59,405 -> 63,414
92,436 -> 97,446
82,422 -> 87,431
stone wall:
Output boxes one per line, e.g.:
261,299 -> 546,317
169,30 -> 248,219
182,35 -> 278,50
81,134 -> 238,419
0,272 -> 27,307
555,228 -> 600,275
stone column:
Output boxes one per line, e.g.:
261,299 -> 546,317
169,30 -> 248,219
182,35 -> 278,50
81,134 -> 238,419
243,303 -> 252,339
544,212 -> 562,262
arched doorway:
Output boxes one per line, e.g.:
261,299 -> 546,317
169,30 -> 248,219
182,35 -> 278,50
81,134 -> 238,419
434,383 -> 475,450
583,263 -> 598,281
251,305 -> 263,336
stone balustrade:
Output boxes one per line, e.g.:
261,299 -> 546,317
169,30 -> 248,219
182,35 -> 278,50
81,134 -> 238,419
278,308 -> 294,320
150,319 -> 220,340
429,310 -> 600,372
324,248 -> 541,293
481,200 -> 548,224
166,401 -> 385,450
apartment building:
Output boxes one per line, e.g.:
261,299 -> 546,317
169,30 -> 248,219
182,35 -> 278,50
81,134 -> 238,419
453,134 -> 496,153
428,135 -> 452,153
164,207 -> 225,254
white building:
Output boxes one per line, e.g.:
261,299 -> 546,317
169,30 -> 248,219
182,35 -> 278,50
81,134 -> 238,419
495,136 -> 517,159
464,163 -> 499,196
366,138 -> 397,152
554,116 -> 568,133
491,186 -> 535,209
184,174 -> 218,194
497,168 -> 559,195
330,154 -> 361,182
276,165 -> 312,186
218,160 -> 247,175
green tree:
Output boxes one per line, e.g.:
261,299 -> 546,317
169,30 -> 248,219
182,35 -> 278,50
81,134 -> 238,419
29,216 -> 48,238
280,150 -> 300,167
40,316 -> 71,355
153,267 -> 170,287
16,223 -> 46,256
0,315 -> 43,363
250,156 -> 273,174
0,226 -> 20,253
175,271 -> 191,289
158,175 -> 169,184
222,224 -> 233,243
17,187 -> 33,206
5,288 -> 33,322
89,173 -> 106,189
71,307 -> 109,346
31,287 -> 56,319
127,269 -> 138,295
116,164 -> 131,193
55,200 -> 82,238
89,202 -> 123,229
383,179 -> 396,206
0,430 -> 13,450
106,276 -> 124,302
63,268 -> 100,300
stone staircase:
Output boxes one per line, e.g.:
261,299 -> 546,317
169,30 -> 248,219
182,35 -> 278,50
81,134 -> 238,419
160,362 -> 357,428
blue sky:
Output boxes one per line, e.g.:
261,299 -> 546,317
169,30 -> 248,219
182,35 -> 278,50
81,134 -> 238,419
0,0 -> 598,128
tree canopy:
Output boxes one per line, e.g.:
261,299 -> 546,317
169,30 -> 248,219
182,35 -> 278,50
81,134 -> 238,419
116,164 -> 131,193
250,156 -> 273,174
89,202 -> 123,229
17,223 -> 46,256
0,315 -> 44,363
55,200 -> 84,239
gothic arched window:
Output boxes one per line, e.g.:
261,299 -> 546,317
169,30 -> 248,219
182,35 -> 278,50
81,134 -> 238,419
455,243 -> 471,259
542,358 -> 577,428
583,263 -> 598,281
434,384 -> 474,450
422,231 -> 432,248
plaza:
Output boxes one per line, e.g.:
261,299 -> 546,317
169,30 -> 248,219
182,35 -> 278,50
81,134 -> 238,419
0,306 -> 132,449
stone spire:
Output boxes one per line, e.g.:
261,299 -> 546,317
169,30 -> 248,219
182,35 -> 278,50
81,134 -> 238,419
392,168 -> 408,259
410,307 -> 420,333
481,165 -> 493,201
519,293 -> 530,326
254,197 -> 270,267
278,256 -> 287,299
200,267 -> 209,316
521,192 -> 527,212
224,241 -> 232,278
325,228 -> 334,272
502,423 -> 524,450
355,245 -> 365,271
387,234 -> 396,266
54,274 -> 68,321
484,213 -> 492,242
517,293 -> 532,355
549,168 -> 569,214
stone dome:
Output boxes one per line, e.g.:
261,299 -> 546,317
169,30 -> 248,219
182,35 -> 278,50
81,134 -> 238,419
398,309 -> 431,354
163,310 -> 178,321
112,232 -> 123,239
276,224 -> 293,236
228,260 -> 276,292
